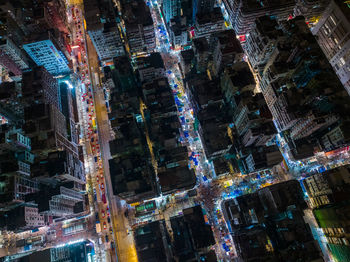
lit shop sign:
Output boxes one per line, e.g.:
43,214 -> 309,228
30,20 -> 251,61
135,200 -> 156,214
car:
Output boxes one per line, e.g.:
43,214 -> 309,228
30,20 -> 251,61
101,210 -> 105,218
102,193 -> 107,204
107,217 -> 111,224
103,222 -> 107,230
105,235 -> 109,242
100,183 -> 104,190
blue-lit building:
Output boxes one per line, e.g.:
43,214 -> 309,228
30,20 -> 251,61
16,239 -> 95,262
23,40 -> 70,76
162,0 -> 181,23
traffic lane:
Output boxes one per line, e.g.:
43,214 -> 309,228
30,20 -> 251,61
71,4 -> 112,259
85,34 -> 137,261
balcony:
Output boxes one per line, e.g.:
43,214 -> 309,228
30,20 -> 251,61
0,160 -> 30,176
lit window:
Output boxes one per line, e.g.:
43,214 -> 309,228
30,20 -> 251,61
340,57 -> 346,66
330,16 -> 337,26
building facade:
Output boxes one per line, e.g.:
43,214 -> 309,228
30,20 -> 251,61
23,39 -> 70,76
311,0 -> 350,95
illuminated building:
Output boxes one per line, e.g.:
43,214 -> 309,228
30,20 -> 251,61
194,7 -> 225,39
44,0 -> 69,34
25,181 -> 85,216
0,82 -> 23,124
222,180 -> 322,262
0,116 -> 37,209
142,78 -> 196,194
133,220 -> 170,261
84,0 -> 125,62
0,204 -> 45,231
222,0 -> 295,35
22,67 -> 84,187
294,0 -> 330,25
17,239 -> 94,261
108,57 -> 158,203
246,16 -> 350,158
311,0 -> 350,95
121,0 -> 155,54
169,17 -> 188,48
135,52 -> 165,83
162,0 -> 182,23
303,166 -> 350,261
0,8 -> 25,47
0,37 -> 29,77
179,49 -> 195,77
192,37 -> 210,73
23,39 -> 70,76
22,67 -> 60,110
211,29 -> 243,76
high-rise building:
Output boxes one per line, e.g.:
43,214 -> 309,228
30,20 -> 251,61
25,181 -> 85,217
121,0 -> 155,55
59,81 -> 79,146
21,67 -> 84,186
0,8 -> 26,47
16,239 -> 95,261
84,0 -> 125,63
0,204 -> 45,231
44,0 -> 69,34
294,0 -> 330,26
0,82 -> 23,124
210,29 -> 243,76
246,16 -> 350,157
303,166 -> 350,262
194,7 -> 225,39
142,78 -> 196,194
0,37 -> 29,77
222,180 -> 322,262
135,52 -> 166,83
0,126 -> 37,209
311,0 -> 350,95
23,32 -> 70,76
220,61 -> 282,174
162,0 -> 181,23
192,37 -> 210,73
192,0 -> 215,21
169,17 -> 188,48
21,67 -> 60,110
222,0 -> 295,36
108,56 -> 158,203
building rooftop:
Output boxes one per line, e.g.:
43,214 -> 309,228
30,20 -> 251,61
192,37 -> 209,52
183,205 -> 216,249
133,220 -> 168,262
121,0 -> 153,26
196,7 -> 223,25
158,166 -> 196,194
136,52 -> 165,70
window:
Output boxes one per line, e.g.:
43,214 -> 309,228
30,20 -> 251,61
330,15 -> 337,26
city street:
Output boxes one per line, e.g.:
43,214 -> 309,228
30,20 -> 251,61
85,31 -> 138,262
2,1 -> 350,262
